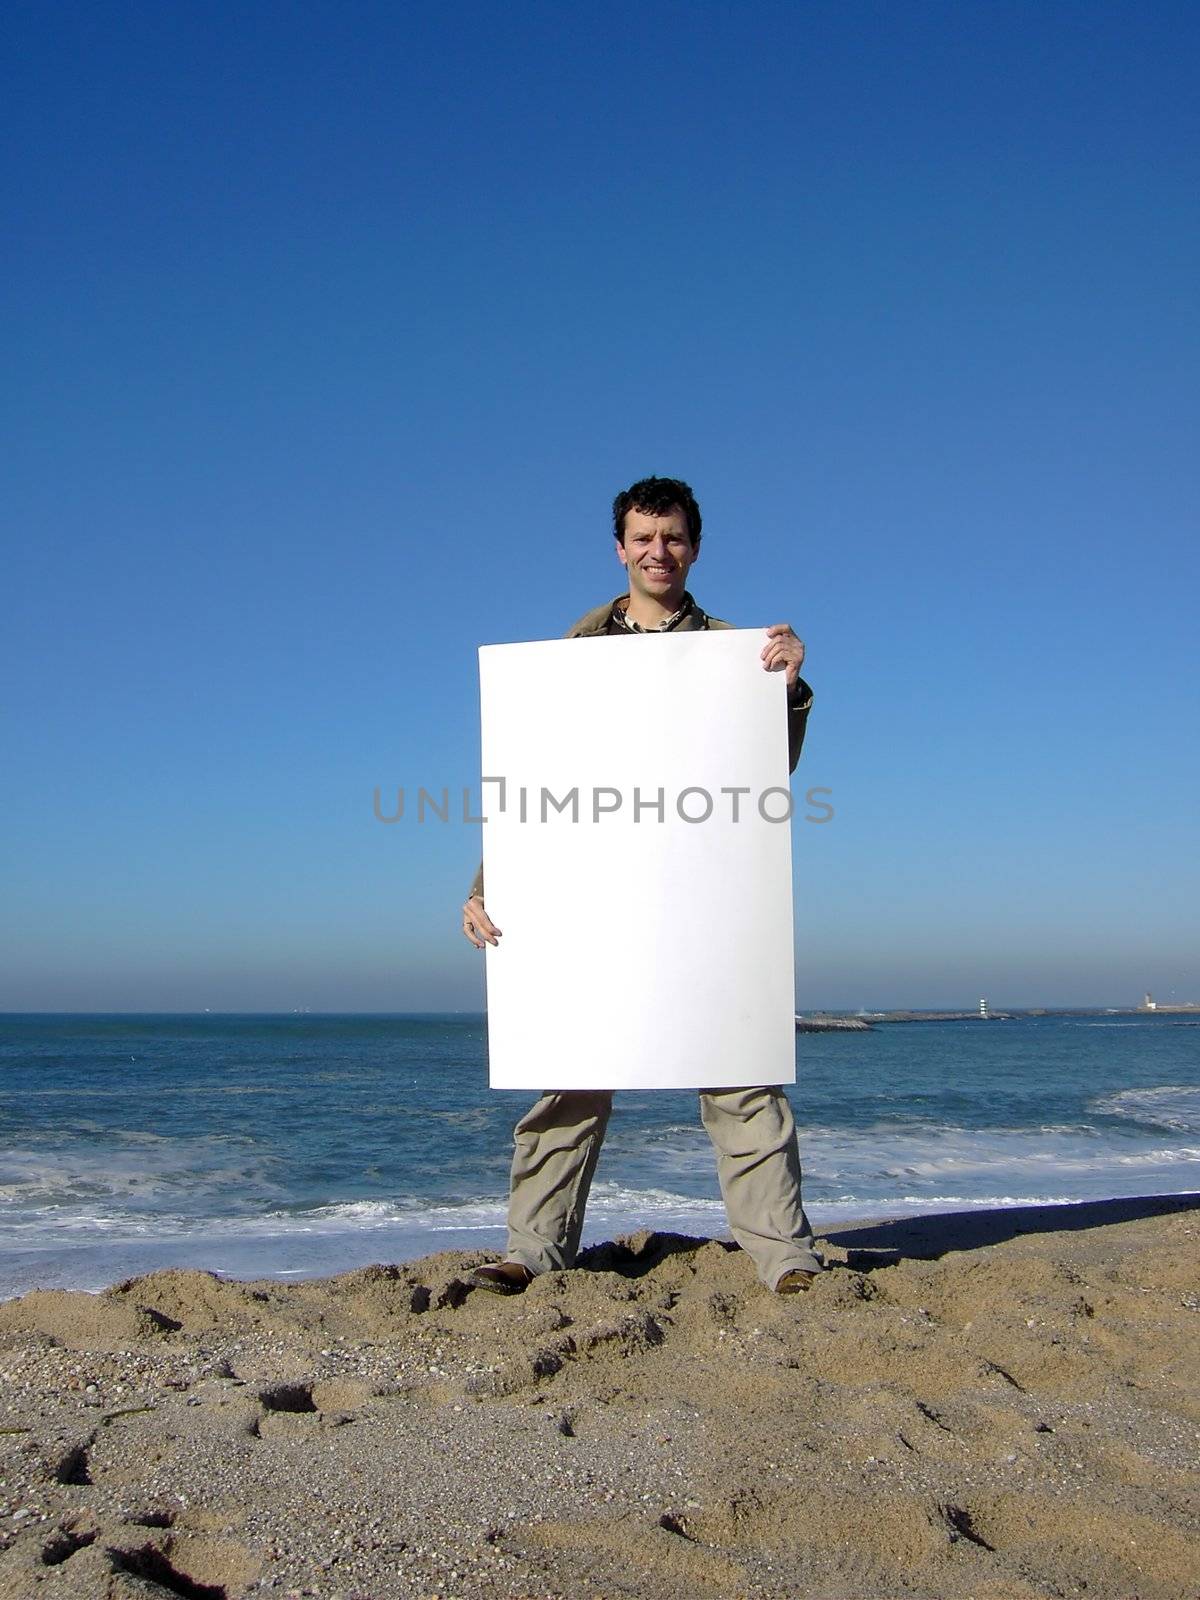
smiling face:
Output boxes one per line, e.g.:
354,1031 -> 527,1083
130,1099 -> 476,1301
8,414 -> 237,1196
615,504 -> 700,616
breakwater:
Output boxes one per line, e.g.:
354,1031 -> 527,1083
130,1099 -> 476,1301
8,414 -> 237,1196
795,1015 -> 873,1032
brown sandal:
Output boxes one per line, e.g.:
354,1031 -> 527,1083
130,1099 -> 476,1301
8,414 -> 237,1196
467,1261 -> 534,1295
774,1269 -> 819,1294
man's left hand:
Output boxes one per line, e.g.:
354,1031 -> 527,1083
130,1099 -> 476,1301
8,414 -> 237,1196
761,624 -> 806,692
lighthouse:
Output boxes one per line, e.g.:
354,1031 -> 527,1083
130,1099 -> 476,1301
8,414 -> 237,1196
979,997 -> 990,1018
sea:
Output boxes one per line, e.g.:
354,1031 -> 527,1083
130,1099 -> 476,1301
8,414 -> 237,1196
1,1012 -> 1197,1299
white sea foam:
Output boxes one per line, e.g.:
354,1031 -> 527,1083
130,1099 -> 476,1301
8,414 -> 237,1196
892,1194 -> 1075,1208
271,1184 -> 726,1232
286,1198 -> 508,1232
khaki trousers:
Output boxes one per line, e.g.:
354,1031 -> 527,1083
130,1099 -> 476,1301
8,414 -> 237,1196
505,1086 -> 822,1290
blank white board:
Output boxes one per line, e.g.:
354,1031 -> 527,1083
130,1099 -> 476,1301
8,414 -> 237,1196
479,628 -> 796,1090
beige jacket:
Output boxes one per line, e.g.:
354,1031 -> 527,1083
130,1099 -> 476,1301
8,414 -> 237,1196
467,595 -> 813,900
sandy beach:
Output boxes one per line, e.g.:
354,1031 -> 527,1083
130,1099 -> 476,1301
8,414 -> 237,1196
0,1194 -> 1196,1600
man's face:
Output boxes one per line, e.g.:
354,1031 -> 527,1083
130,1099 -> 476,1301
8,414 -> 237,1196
616,505 -> 699,608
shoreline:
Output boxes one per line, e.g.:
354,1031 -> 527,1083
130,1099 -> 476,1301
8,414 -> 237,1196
0,1192 -> 1197,1598
8,1190 -> 1200,1304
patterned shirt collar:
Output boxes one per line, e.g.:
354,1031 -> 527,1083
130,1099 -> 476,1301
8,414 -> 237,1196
608,591 -> 703,634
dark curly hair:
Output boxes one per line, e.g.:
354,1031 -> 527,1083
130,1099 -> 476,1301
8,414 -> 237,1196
612,476 -> 702,549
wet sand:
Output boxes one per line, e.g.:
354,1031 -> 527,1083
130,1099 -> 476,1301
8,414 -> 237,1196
0,1194 -> 1196,1599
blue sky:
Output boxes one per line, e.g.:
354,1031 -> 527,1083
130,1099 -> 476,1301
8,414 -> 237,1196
3,1 -> 1197,1011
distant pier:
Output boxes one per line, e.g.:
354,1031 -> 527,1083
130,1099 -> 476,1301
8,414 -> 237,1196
794,1005 -> 1194,1031
795,1009 -> 1014,1032
869,1009 -> 1013,1023
1139,992 -> 1200,1013
795,1015 -> 874,1032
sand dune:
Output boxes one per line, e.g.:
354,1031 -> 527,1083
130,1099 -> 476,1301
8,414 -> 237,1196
0,1194 -> 1196,1598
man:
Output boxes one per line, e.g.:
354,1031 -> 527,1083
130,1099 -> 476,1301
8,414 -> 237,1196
461,476 -> 822,1296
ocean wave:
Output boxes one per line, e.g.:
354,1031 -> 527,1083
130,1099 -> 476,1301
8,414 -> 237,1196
283,1197 -> 507,1231
1074,1019 -> 1200,1028
4,1085 -> 1200,1252
1090,1086 -> 1200,1134
0,1143 -> 289,1210
587,1182 -> 726,1216
0,1182 -> 730,1247
5,1121 -> 1197,1220
279,1184 -> 726,1228
883,1146 -> 1200,1180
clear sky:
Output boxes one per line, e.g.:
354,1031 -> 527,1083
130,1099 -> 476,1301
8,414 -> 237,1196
3,1 -> 1197,1012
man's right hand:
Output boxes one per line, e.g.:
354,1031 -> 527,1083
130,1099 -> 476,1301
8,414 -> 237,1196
462,895 -> 501,949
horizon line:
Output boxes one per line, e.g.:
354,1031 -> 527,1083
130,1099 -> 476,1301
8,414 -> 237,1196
0,1005 -> 1189,1019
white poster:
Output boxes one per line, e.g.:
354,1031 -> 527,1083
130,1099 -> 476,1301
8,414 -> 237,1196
479,629 -> 796,1091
